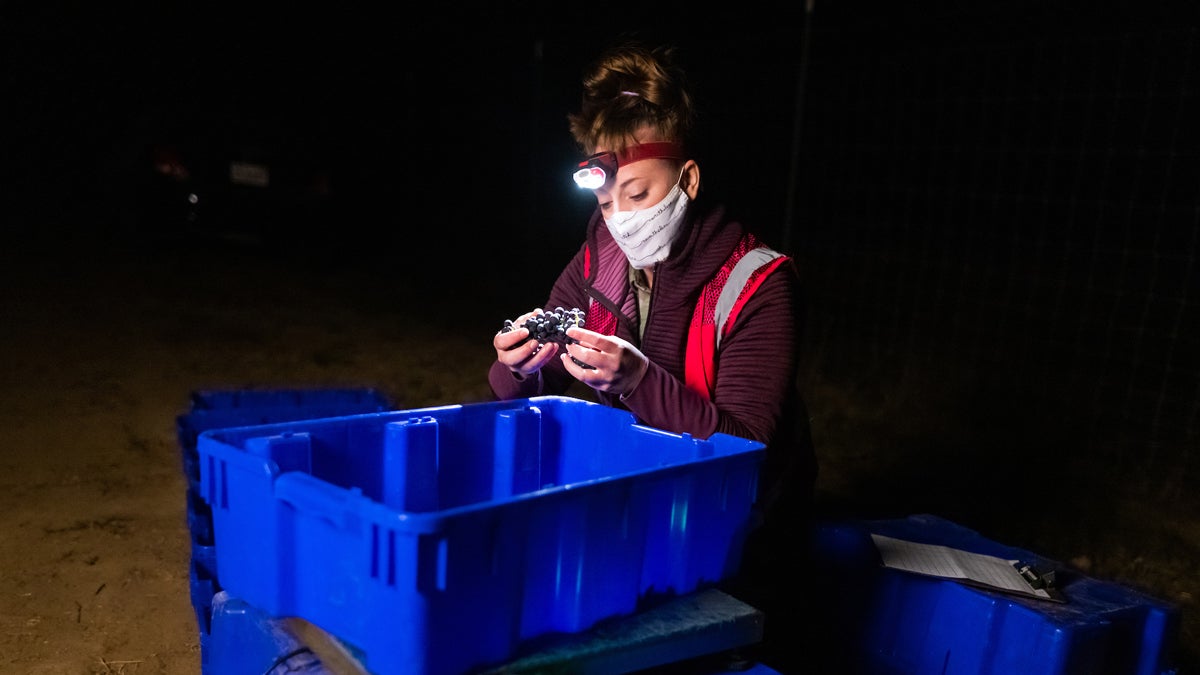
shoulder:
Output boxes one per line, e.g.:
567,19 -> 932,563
726,247 -> 802,325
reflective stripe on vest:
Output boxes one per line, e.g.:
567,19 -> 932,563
714,246 -> 786,350
685,243 -> 788,400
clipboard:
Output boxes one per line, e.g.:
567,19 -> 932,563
870,534 -> 1066,603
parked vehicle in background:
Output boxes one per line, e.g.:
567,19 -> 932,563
103,98 -> 338,250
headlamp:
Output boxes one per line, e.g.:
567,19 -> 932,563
573,151 -> 617,190
572,142 -> 685,190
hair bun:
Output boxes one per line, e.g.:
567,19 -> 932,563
567,41 -> 695,156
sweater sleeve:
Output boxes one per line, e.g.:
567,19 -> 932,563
488,244 -> 592,400
619,261 -> 801,445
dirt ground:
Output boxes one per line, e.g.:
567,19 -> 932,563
1,231 -> 1195,674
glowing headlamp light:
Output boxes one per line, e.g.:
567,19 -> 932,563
571,142 -> 685,190
573,166 -> 607,190
573,152 -> 617,190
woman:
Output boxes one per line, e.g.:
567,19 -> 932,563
489,39 -> 815,669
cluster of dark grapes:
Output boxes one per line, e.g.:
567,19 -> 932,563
500,307 -> 594,369
501,307 -> 586,344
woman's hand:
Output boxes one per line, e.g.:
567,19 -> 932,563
561,326 -> 649,397
494,309 -> 560,378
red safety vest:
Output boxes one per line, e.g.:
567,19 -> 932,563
584,232 -> 789,400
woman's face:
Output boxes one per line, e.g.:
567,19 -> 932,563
589,131 -> 698,216
591,154 -> 682,217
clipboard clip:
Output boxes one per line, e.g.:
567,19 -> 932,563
1014,561 -> 1056,590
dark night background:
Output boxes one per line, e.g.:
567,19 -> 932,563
2,3 -> 820,288
2,2 -> 1199,672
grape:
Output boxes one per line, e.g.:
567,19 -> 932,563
501,307 -> 593,369
501,307 -> 585,344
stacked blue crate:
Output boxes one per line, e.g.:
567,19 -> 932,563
196,395 -> 767,675
175,388 -> 392,660
807,514 -> 1180,675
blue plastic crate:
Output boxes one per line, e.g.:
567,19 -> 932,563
177,387 -> 393,481
179,387 -> 393,640
808,514 -> 1180,675
185,485 -> 213,544
197,395 -> 766,675
190,554 -> 219,636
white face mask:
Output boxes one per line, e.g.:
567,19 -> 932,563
604,173 -> 690,269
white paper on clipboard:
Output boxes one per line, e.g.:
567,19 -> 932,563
870,533 -> 1062,602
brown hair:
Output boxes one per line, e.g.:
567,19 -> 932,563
567,41 -> 697,159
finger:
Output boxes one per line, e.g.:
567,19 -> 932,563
498,340 -> 539,370
528,341 -> 559,368
500,331 -> 541,359
564,326 -> 609,350
494,327 -> 530,350
564,342 -> 602,372
560,351 -> 592,378
563,353 -> 612,392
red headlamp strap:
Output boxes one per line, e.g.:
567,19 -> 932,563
617,141 -> 685,166
572,141 -> 686,189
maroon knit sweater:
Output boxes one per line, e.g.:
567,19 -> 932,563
489,198 -> 816,509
